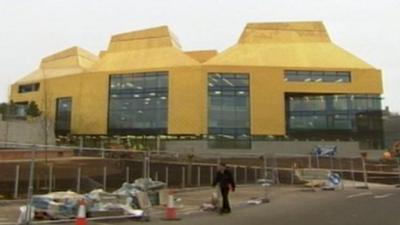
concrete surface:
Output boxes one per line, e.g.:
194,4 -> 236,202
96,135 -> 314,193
1,182 -> 399,225
0,118 -> 55,147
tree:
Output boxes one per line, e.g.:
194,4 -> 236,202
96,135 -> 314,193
0,103 -> 7,115
26,101 -> 41,117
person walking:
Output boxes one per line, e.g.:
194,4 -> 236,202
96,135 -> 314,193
213,163 -> 236,214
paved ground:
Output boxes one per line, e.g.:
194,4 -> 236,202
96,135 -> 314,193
1,182 -> 400,225
97,185 -> 400,225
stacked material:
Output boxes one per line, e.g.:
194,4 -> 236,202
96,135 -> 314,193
24,178 -> 165,220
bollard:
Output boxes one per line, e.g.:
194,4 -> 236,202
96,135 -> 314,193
197,166 -> 201,187
14,165 -> 20,199
126,166 -> 130,183
77,166 -> 81,193
165,166 -> 169,187
48,164 -> 53,193
181,167 -> 186,188
103,166 -> 107,191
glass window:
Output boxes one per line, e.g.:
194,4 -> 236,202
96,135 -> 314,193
284,70 -> 351,83
18,83 -> 40,93
55,97 -> 72,134
208,73 -> 250,149
108,72 -> 168,135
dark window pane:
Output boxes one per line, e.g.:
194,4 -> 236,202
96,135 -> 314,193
108,72 -> 168,134
55,97 -> 72,134
284,70 -> 351,83
18,83 -> 40,93
208,73 -> 250,149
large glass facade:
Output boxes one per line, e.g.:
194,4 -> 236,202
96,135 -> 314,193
286,94 -> 383,148
284,70 -> 351,83
108,72 -> 168,135
55,97 -> 72,135
208,73 -> 250,149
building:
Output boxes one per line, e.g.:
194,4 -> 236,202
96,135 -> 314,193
9,21 -> 384,152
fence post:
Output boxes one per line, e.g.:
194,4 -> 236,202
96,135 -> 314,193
350,158 -> 356,187
53,174 -> 56,191
126,166 -> 130,183
143,151 -> 150,179
308,155 -> 312,168
103,166 -> 107,191
14,165 -> 20,199
100,140 -> 105,159
338,158 -> 344,190
396,158 -> 400,187
291,164 -> 295,185
197,166 -> 201,187
316,154 -> 320,169
210,166 -> 214,185
254,167 -> 258,183
233,166 -> 238,184
79,136 -> 83,156
76,166 -> 81,193
181,166 -> 186,188
263,154 -> 267,179
273,154 -> 280,185
330,155 -> 334,170
165,166 -> 169,187
361,156 -> 369,189
25,145 -> 36,224
48,164 -> 53,193
187,159 -> 193,187
244,166 -> 248,184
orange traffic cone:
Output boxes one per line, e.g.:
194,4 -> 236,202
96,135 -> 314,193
76,199 -> 87,225
163,190 -> 180,221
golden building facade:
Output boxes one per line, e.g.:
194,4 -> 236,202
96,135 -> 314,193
9,21 -> 384,149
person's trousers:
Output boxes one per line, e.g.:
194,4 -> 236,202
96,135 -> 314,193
220,187 -> 231,212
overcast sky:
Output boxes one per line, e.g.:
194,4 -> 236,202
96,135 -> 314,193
1,0 -> 399,111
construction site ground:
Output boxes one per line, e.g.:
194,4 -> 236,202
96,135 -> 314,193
0,181 -> 395,225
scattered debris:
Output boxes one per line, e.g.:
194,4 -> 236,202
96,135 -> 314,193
20,178 -> 165,221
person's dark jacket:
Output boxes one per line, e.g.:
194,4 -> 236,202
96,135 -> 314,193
213,168 -> 236,191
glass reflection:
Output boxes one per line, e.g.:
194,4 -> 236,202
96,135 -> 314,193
108,72 -> 168,134
208,73 -> 250,149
